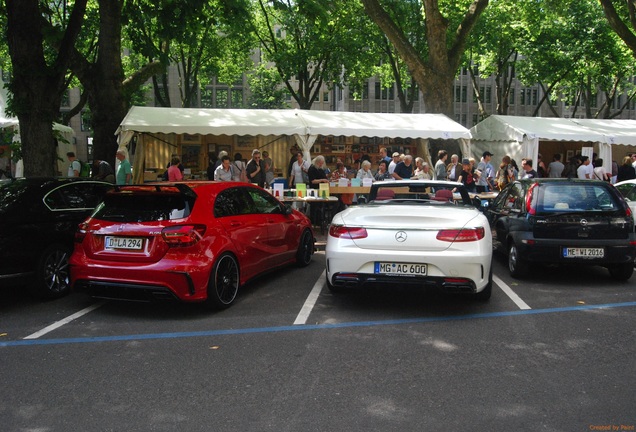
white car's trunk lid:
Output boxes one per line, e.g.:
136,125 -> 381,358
337,204 -> 481,252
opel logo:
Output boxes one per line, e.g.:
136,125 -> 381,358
395,231 -> 407,242
580,219 -> 588,226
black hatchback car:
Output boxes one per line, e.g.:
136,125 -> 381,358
488,178 -> 636,280
0,177 -> 112,298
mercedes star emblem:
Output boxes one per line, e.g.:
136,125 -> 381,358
395,231 -> 407,242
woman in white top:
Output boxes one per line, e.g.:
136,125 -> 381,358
593,158 -> 610,181
356,160 -> 375,180
232,153 -> 247,182
290,152 -> 310,187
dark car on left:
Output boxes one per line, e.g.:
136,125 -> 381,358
0,177 -> 113,298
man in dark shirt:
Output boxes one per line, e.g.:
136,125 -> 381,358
246,149 -> 267,187
392,155 -> 414,179
521,158 -> 538,179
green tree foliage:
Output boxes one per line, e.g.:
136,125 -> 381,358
247,64 -> 290,109
124,0 -> 254,108
250,0 -> 369,110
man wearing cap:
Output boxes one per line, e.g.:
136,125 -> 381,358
388,152 -> 401,174
476,151 -> 495,192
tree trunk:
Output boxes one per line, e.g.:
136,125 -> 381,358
5,0 -> 87,177
361,0 -> 488,117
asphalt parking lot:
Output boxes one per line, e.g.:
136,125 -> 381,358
1,251 -> 635,431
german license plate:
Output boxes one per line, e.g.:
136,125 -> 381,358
562,247 -> 604,258
105,236 -> 144,250
374,262 -> 427,276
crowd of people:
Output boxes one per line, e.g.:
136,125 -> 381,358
66,144 -> 636,194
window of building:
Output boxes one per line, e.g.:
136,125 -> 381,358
472,114 -> 478,126
323,91 -> 329,102
532,89 -> 538,105
80,111 -> 92,132
61,90 -> 70,107
201,88 -> 213,108
509,88 -> 515,105
520,89 -> 526,105
485,86 -> 492,104
231,88 -> 243,108
461,86 -> 467,103
216,89 -> 228,108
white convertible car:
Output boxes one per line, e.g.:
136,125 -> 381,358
325,180 -> 493,300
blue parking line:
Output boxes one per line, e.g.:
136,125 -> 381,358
2,301 -> 636,348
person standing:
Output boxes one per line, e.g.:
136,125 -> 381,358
214,155 -> 235,181
374,160 -> 391,181
593,158 -> 610,181
388,152 -> 400,174
577,156 -> 593,179
547,154 -> 564,178
262,150 -> 275,185
446,154 -> 460,181
457,158 -> 477,192
66,152 -> 81,177
379,147 -> 392,165
392,155 -> 414,180
92,159 -> 115,183
289,151 -> 310,187
434,150 -> 448,180
115,150 -> 132,185
246,149 -> 266,187
167,156 -> 183,181
476,151 -> 494,192
232,153 -> 247,182
617,156 -> 636,182
521,158 -> 538,179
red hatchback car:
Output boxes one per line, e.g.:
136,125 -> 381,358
70,182 -> 315,308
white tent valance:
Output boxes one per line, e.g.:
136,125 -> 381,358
116,107 -> 472,172
116,107 -> 470,140
469,115 -> 636,174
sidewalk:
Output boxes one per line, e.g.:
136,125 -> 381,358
314,228 -> 327,251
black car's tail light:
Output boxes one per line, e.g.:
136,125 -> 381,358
436,227 -> 485,242
329,225 -> 368,239
161,225 -> 206,247
526,183 -> 538,215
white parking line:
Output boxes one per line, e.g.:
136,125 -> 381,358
23,302 -> 106,340
493,275 -> 531,310
294,270 -> 326,325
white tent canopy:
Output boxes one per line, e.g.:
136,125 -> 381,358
469,115 -> 636,173
116,107 -> 472,181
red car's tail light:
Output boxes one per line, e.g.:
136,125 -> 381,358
75,221 -> 89,243
436,227 -> 485,242
161,225 -> 206,247
329,225 -> 368,239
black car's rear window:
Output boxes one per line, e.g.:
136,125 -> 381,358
93,193 -> 194,222
536,183 -> 620,213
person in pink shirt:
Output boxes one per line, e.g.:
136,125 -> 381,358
167,156 -> 183,181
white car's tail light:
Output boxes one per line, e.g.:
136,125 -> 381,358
162,225 -> 206,247
436,227 -> 485,242
329,225 -> 368,239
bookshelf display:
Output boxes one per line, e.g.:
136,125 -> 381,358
313,135 -> 415,170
